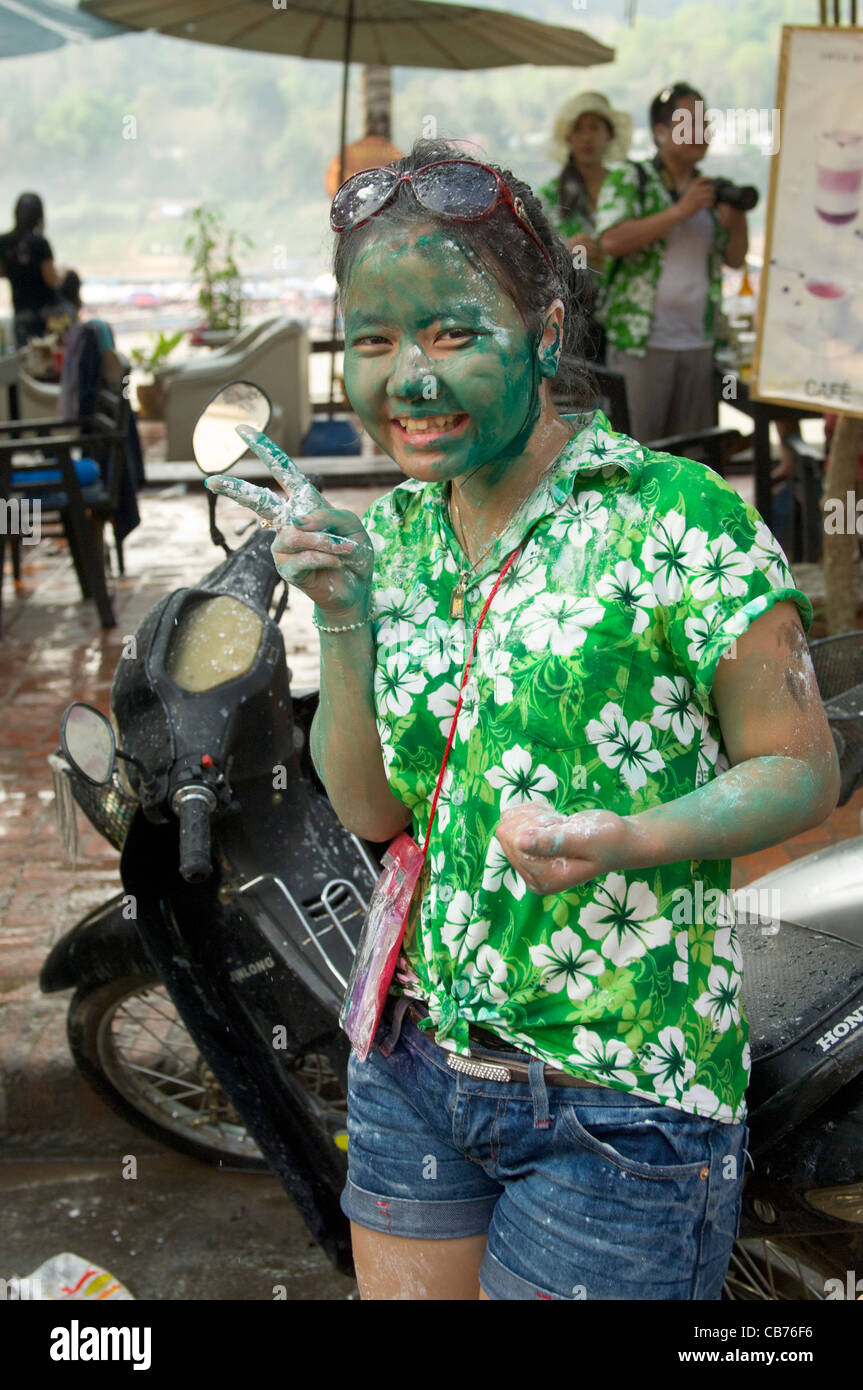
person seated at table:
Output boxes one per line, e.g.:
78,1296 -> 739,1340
55,268 -> 144,549
0,193 -> 67,348
56,269 -> 119,418
595,82 -> 748,443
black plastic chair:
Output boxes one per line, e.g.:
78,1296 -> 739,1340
555,359 -> 741,479
0,347 -> 130,633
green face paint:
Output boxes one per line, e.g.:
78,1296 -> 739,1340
342,226 -> 546,488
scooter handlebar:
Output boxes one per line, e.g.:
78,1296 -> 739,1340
172,786 -> 218,883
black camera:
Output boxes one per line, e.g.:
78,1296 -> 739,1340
710,177 -> 759,212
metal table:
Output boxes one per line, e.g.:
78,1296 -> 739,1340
713,358 -> 822,528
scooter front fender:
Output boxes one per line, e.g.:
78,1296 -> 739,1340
40,892 -> 157,994
734,834 -> 863,947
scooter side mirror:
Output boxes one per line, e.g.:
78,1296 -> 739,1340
60,702 -> 117,786
192,380 -> 272,475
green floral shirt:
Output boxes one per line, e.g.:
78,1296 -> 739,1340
362,410 -> 812,1123
593,160 -> 729,358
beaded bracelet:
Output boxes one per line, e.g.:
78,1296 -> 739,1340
312,612 -> 371,634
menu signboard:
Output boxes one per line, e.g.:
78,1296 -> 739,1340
753,24 -> 863,418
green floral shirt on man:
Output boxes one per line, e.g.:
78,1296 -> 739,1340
362,410 -> 812,1124
593,159 -> 729,358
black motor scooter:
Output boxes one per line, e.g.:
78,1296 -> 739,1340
43,383 -> 383,1275
43,381 -> 863,1297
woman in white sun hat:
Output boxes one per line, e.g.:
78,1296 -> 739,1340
540,92 -> 633,274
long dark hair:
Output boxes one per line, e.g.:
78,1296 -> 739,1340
332,138 -> 592,407
557,156 -> 592,227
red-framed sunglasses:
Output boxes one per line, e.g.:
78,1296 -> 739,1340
330,158 -> 556,275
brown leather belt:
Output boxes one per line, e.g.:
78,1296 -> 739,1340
404,1003 -> 599,1088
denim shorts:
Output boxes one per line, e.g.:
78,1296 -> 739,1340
340,998 -> 749,1300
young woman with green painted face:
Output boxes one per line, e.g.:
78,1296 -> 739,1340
208,140 -> 840,1302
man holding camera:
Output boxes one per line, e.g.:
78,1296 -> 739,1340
595,82 -> 750,443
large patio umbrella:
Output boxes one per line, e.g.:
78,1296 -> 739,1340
81,0 -> 614,186
0,0 -> 126,57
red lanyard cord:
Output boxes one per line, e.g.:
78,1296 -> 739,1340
421,541 -> 523,857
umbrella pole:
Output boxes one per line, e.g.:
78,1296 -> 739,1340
329,0 -> 355,414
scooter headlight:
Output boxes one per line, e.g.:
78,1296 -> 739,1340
166,595 -> 264,693
805,1184 -> 863,1224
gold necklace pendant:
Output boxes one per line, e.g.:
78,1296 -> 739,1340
450,571 -> 468,620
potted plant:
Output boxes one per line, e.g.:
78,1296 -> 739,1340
184,206 -> 252,345
129,330 -> 184,418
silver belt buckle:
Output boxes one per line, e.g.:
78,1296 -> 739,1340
446,1052 -> 512,1083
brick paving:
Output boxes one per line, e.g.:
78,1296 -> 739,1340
1,463 -> 862,1146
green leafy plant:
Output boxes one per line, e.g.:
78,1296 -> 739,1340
184,205 -> 253,333
129,329 -> 184,378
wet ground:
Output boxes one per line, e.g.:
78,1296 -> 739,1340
0,1154 -> 357,1300
0,480 -> 382,1301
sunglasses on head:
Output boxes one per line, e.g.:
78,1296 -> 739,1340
330,159 -> 556,275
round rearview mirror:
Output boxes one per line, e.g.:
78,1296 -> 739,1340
192,380 -> 272,475
60,702 -> 116,786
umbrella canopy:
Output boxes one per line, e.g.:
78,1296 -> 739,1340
80,0 -> 614,69
0,0 -> 126,57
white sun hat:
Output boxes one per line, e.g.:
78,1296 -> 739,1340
548,92 -> 633,165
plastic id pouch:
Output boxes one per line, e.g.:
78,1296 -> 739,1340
340,831 -> 426,1060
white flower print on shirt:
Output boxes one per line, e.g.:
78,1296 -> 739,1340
596,560 -> 657,635
441,891 -> 490,960
683,601 -> 745,673
649,674 -> 701,745
679,1083 -> 726,1119
549,489 -> 610,546
463,944 -> 507,1005
750,521 -> 794,589
578,872 -> 673,967
672,929 -> 689,984
694,962 -> 742,1033
373,584 -> 437,648
483,834 -> 528,900
529,926 -> 605,1003
712,920 -> 742,972
410,614 -> 466,681
428,678 -> 480,742
585,701 -> 664,791
690,534 -> 754,602
568,1028 -> 637,1088
640,1026 -> 696,1097
484,745 -> 558,809
520,593 -> 604,656
375,651 -> 426,718
642,510 -> 709,604
475,613 -> 516,706
493,550 -> 549,614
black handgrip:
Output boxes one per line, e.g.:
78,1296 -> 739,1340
174,787 -> 216,883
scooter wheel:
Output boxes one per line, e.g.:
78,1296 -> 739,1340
67,972 -> 272,1171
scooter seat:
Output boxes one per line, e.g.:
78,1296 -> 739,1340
738,912 -> 863,1152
